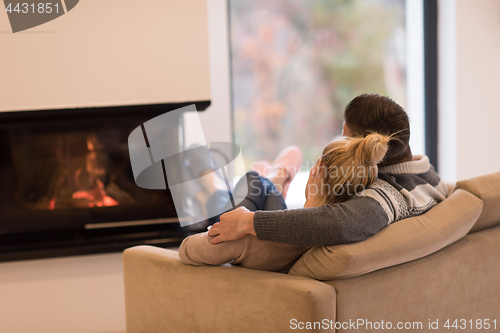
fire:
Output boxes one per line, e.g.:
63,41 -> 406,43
72,187 -> 119,208
47,134 -> 120,209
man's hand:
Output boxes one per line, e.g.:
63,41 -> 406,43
207,206 -> 256,244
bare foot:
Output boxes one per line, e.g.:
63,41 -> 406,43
251,160 -> 272,177
267,146 -> 303,199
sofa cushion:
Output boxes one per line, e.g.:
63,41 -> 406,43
288,189 -> 483,280
455,172 -> 500,233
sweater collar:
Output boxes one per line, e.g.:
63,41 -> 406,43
378,155 -> 430,174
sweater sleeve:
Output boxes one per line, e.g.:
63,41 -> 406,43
253,196 -> 389,247
178,232 -> 246,266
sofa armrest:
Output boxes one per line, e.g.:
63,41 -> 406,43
123,245 -> 337,333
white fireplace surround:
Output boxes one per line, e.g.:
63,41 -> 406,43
0,0 -> 210,112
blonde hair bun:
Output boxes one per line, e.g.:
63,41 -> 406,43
349,132 -> 391,166
317,132 -> 392,205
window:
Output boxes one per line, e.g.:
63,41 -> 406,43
229,0 -> 425,207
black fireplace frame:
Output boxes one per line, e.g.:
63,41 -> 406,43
0,100 -> 210,262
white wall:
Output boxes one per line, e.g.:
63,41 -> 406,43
0,0 -> 210,112
0,1 -> 231,332
439,0 -> 500,182
184,0 -> 232,148
0,253 -> 126,333
406,0 -> 426,156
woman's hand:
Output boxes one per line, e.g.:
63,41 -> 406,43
207,206 -> 256,244
304,160 -> 326,208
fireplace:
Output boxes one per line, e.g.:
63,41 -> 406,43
0,101 -> 210,262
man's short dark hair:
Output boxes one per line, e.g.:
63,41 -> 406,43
344,94 -> 411,166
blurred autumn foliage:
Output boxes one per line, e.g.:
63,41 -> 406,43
230,0 -> 406,169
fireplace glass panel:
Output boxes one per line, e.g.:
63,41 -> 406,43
0,110 -> 179,234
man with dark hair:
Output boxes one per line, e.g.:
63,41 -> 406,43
207,94 -> 448,247
343,93 -> 412,166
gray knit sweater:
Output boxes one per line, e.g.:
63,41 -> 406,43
253,155 -> 449,247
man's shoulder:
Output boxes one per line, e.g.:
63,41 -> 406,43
376,154 -> 448,202
360,178 -> 404,224
361,163 -> 448,224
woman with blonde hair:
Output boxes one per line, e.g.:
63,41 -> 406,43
179,133 -> 392,272
306,133 -> 391,206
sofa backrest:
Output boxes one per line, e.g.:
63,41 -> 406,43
454,172 -> 500,233
288,189 -> 483,280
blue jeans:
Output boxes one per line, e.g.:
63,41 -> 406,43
206,171 -> 287,224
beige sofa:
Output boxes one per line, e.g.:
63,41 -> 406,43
123,172 -> 500,332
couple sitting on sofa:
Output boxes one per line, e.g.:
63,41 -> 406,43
179,93 -> 449,272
